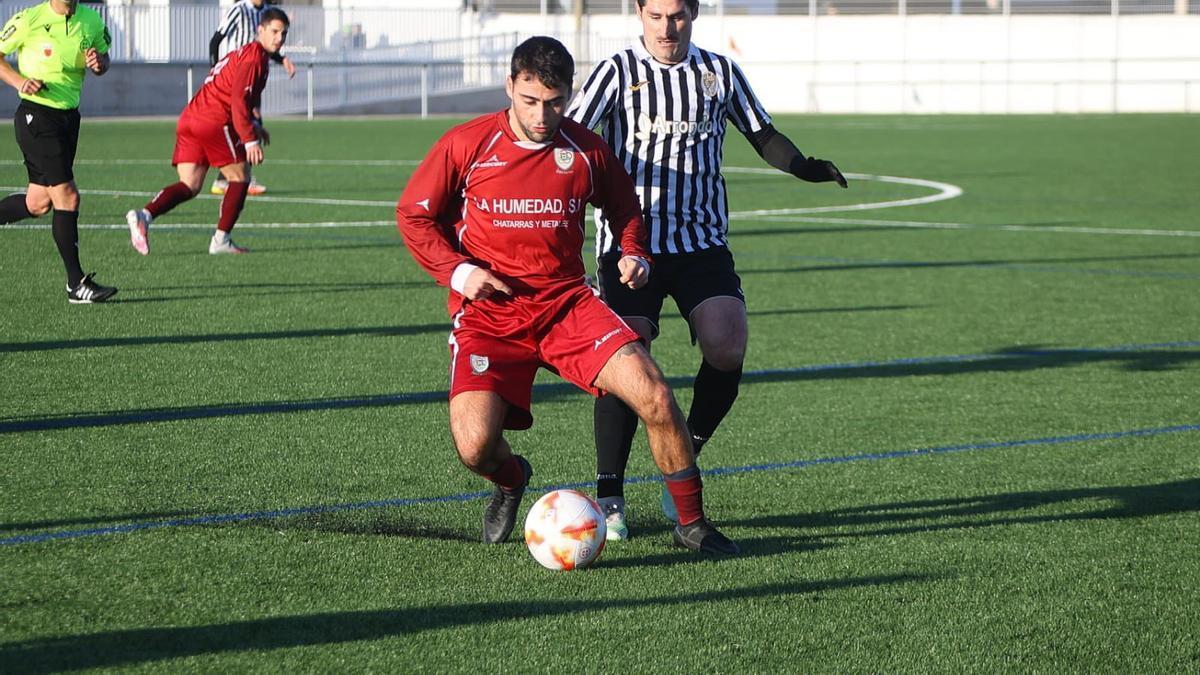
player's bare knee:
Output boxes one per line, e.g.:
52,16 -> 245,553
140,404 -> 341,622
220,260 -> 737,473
706,346 -> 745,372
637,380 -> 679,429
26,198 -> 51,216
450,426 -> 501,472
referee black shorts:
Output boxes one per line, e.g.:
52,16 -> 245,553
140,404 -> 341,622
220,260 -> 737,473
597,245 -> 745,342
14,99 -> 81,186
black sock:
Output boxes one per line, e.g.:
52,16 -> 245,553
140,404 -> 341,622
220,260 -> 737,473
0,194 -> 34,224
52,209 -> 84,288
594,393 -> 639,499
686,359 -> 743,458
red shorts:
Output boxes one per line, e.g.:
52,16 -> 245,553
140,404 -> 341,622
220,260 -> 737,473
448,283 -> 639,430
172,114 -> 246,168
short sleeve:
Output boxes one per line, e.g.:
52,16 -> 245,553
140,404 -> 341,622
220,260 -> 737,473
0,12 -> 28,55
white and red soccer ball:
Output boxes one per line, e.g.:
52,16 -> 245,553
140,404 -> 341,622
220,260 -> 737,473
523,489 -> 607,571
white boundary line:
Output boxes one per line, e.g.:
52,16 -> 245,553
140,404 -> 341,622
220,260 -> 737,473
728,171 -> 963,215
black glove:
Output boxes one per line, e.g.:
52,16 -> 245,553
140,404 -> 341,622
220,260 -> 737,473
793,156 -> 848,188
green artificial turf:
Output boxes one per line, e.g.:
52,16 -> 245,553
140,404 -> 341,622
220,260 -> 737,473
1,113 -> 1197,672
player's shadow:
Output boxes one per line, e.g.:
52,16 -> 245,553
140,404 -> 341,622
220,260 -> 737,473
0,510 -> 204,534
230,241 -> 403,254
258,512 -> 473,543
5,344 -> 1192,434
734,344 -> 1200,385
729,220 -> 1087,237
732,478 -> 1200,540
0,323 -> 448,353
0,573 -> 937,673
591,525 -> 834,570
738,250 -> 1200,275
112,279 -> 430,304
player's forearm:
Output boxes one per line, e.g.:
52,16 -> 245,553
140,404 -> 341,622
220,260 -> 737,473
209,32 -> 223,65
230,95 -> 260,144
750,125 -> 807,175
751,125 -> 848,186
395,208 -> 471,287
613,214 -> 652,262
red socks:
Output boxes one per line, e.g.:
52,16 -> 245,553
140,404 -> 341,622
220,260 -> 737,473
665,467 -> 704,526
145,181 -> 194,218
217,181 -> 249,233
484,455 -> 526,491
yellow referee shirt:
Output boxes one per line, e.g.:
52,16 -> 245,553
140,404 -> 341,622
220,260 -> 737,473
0,1 -> 110,110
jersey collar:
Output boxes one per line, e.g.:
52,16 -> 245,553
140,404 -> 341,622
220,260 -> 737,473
495,109 -> 556,150
632,37 -> 699,69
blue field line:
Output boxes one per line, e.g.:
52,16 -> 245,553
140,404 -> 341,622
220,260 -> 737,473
2,340 -> 1198,434
3,422 -> 1197,547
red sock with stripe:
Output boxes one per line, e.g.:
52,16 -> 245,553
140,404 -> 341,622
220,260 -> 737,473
484,454 -> 526,491
664,466 -> 704,526
145,182 -> 194,218
217,181 -> 249,233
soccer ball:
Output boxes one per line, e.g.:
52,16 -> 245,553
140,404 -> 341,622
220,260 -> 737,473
523,489 -> 607,571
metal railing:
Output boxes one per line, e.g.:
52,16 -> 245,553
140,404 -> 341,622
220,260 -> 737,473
0,2 -> 464,63
480,0 -> 1195,13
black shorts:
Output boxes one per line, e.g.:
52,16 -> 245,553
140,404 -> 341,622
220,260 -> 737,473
597,246 -> 745,341
14,100 -> 81,186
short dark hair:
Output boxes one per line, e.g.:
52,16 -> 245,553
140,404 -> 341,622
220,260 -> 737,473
636,0 -> 700,16
260,7 -> 289,27
510,36 -> 574,92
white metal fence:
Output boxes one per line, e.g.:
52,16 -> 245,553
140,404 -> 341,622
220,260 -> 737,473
485,0 -> 1196,14
0,3 -> 463,63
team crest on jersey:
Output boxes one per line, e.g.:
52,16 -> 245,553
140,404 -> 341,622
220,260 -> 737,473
41,43 -> 53,57
701,71 -> 719,98
470,354 -> 489,374
553,148 -> 575,171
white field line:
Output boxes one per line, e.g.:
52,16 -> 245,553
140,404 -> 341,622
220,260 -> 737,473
3,164 -> 1195,237
0,185 -> 395,208
727,171 -> 963,215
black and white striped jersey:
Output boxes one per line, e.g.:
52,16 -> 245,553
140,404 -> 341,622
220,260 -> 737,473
567,39 -> 772,257
216,1 -> 264,60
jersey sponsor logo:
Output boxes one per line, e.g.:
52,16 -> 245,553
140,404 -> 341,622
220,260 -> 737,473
702,71 -> 718,98
553,148 -> 575,171
633,112 -> 715,141
476,154 -> 507,169
470,354 -> 489,374
485,198 -> 580,215
629,80 -> 650,91
594,328 -> 623,351
1,25 -> 16,41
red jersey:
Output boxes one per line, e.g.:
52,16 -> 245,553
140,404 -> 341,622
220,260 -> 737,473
397,110 -> 650,314
183,41 -> 270,146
